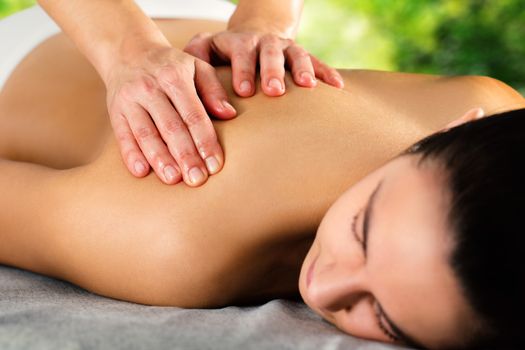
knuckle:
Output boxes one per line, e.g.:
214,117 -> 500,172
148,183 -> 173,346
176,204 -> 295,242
116,129 -> 133,144
231,51 -> 246,61
110,111 -> 127,126
135,125 -> 159,141
188,33 -> 203,44
182,109 -> 205,128
263,46 -> 281,57
195,31 -> 212,40
282,38 -> 293,46
118,83 -> 138,101
136,76 -> 159,95
158,71 -> 185,89
163,117 -> 184,135
238,34 -> 258,48
292,49 -> 310,61
261,34 -> 279,45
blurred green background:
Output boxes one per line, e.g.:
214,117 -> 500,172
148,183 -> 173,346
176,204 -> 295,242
1,0 -> 524,93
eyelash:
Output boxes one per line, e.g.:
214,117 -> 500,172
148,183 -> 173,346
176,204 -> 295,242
351,210 -> 365,250
374,303 -> 400,342
352,211 -> 400,343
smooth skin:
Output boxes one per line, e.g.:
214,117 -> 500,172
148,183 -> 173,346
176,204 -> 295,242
36,0 -> 343,186
1,18 -> 524,349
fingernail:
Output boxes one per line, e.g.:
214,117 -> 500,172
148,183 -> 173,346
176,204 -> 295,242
134,161 -> 146,174
300,72 -> 316,85
189,167 -> 205,184
205,156 -> 220,174
222,100 -> 235,112
240,80 -> 251,94
164,165 -> 177,182
268,78 -> 283,92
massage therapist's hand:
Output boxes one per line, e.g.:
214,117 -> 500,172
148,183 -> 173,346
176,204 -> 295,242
184,29 -> 344,97
105,45 -> 237,186
37,0 -> 235,187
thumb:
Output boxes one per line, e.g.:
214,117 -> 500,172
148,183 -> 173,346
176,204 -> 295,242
194,60 -> 237,120
184,32 -> 213,63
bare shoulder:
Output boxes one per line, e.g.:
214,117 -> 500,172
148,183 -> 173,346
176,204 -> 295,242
458,75 -> 525,114
336,69 -> 525,129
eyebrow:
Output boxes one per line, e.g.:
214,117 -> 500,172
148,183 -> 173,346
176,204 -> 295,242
363,180 -> 428,349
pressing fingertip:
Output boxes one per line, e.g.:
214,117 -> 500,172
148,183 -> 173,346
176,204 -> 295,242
265,78 -> 285,96
205,156 -> 221,175
299,72 -> 317,87
332,75 -> 345,88
238,80 -> 253,96
213,100 -> 237,119
164,165 -> 179,184
222,100 -> 236,114
134,160 -> 148,176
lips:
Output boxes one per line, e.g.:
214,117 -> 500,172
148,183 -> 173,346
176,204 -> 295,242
306,255 -> 319,288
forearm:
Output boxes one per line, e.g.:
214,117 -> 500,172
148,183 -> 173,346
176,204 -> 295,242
37,0 -> 171,84
229,0 -> 304,38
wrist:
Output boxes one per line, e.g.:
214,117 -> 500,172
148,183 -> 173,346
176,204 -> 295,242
96,30 -> 171,86
227,18 -> 297,39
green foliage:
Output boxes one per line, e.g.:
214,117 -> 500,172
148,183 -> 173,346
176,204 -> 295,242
0,0 -> 35,18
1,0 -> 523,93
339,0 -> 525,92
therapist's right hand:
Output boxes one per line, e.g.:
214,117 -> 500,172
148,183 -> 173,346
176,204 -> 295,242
105,44 -> 237,187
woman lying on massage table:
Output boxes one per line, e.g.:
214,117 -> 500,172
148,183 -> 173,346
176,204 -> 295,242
1,9 -> 525,350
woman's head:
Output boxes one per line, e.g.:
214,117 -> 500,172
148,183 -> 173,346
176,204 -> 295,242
299,108 -> 525,349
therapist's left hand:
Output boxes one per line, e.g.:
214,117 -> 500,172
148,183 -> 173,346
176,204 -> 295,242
183,29 -> 344,97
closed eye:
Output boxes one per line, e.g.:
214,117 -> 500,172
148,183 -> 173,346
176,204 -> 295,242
350,212 -> 399,342
351,209 -> 365,250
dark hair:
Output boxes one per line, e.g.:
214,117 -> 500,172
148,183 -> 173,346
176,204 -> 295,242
406,108 -> 525,349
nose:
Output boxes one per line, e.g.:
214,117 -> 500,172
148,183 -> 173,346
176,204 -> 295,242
308,256 -> 368,312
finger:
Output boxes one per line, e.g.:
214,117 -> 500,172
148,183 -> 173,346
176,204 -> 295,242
183,32 -> 213,63
158,70 -> 225,185
109,110 -> 150,178
141,89 -> 211,187
123,102 -> 183,185
310,55 -> 345,88
230,41 -> 257,97
259,36 -> 286,96
285,44 -> 317,88
194,59 -> 237,120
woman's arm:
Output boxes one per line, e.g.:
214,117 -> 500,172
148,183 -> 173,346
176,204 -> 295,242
0,154 -> 226,307
0,159 -> 62,277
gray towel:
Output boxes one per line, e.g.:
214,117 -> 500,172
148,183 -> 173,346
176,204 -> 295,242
0,265 -> 407,350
